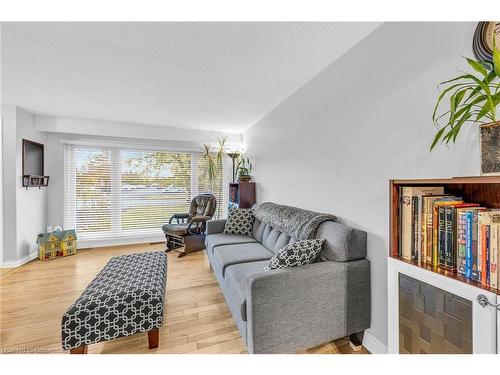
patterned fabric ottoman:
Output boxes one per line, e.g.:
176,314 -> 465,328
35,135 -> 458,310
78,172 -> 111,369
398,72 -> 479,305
61,251 -> 167,353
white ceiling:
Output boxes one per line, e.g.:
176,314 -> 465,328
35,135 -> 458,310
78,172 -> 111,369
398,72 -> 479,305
1,22 -> 380,133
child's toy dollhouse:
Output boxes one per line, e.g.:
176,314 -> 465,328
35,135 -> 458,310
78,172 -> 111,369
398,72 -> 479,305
37,229 -> 77,261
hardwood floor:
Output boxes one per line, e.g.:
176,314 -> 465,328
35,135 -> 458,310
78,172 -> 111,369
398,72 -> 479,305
0,243 -> 369,354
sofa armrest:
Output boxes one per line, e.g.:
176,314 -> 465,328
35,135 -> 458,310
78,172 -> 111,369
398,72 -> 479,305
206,219 -> 227,235
245,259 -> 370,354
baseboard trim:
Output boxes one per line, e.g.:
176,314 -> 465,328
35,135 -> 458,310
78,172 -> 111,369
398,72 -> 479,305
362,330 -> 388,354
1,251 -> 38,268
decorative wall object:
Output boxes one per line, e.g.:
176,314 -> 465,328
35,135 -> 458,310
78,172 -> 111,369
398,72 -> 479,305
473,21 -> 500,63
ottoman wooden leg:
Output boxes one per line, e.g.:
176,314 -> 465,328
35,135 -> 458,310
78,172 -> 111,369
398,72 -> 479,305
70,345 -> 87,354
148,328 -> 159,349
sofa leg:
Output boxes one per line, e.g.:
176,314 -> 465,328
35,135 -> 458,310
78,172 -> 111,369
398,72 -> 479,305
148,328 -> 159,349
349,331 -> 364,352
70,345 -> 87,354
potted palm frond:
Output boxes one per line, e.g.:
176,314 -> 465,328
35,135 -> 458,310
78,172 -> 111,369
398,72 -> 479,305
201,137 -> 227,218
236,156 -> 252,182
431,38 -> 500,174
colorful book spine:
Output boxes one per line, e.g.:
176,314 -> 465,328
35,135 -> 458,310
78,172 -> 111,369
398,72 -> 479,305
456,209 -> 468,275
491,224 -> 498,289
444,207 -> 455,269
425,198 -> 434,264
438,206 -> 446,267
465,210 -> 473,278
432,199 -> 462,266
401,187 -> 412,261
471,210 -> 481,282
417,196 -> 423,264
398,187 -> 402,258
480,224 -> 488,285
486,225 -> 490,285
421,197 -> 427,264
411,196 -> 419,261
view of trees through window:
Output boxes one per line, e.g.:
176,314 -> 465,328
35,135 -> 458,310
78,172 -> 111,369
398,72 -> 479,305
67,146 -> 227,238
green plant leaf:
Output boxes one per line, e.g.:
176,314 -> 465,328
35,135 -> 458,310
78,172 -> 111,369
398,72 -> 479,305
466,57 -> 488,76
430,127 -> 447,150
494,35 -> 500,77
432,54 -> 500,150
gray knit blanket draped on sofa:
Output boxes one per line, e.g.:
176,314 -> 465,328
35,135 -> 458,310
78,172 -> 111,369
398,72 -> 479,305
252,202 -> 336,240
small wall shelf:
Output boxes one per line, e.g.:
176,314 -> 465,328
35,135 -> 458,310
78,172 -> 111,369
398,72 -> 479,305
22,175 -> 50,189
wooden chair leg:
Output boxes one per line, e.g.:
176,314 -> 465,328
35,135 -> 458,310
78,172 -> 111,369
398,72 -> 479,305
148,328 -> 159,349
349,331 -> 365,352
70,345 -> 87,354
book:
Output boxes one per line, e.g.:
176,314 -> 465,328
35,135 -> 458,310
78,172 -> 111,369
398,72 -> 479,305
465,210 -> 474,278
486,225 -> 490,285
491,223 -> 499,289
479,222 -> 488,285
444,206 -> 455,269
401,187 -> 444,261
432,198 -> 462,266
479,211 -> 500,286
422,194 -> 449,264
398,187 -> 402,258
438,206 -> 447,267
454,204 -> 480,274
471,208 -> 486,282
401,187 -> 412,261
411,196 -> 419,261
456,208 -> 469,275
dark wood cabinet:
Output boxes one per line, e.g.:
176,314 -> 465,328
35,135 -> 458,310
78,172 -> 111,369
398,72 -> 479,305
229,182 -> 256,209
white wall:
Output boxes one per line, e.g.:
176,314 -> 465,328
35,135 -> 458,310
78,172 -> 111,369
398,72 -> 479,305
1,105 -> 18,262
1,105 -> 48,263
244,22 -> 480,352
16,108 -> 48,259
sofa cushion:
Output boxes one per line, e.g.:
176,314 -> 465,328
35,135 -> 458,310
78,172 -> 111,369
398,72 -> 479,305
253,219 -> 296,254
205,233 -> 257,254
162,223 -> 189,236
315,221 -> 367,262
255,219 -> 367,262
264,239 -> 324,271
224,260 -> 269,322
211,243 -> 273,278
223,208 -> 255,236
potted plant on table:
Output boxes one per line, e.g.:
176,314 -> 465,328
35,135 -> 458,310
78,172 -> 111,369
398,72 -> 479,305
431,37 -> 500,174
236,156 -> 252,182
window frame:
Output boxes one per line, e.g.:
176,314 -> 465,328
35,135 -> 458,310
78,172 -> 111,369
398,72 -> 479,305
64,143 -> 230,242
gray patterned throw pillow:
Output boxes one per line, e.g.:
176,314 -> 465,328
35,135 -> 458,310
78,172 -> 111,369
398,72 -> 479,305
264,239 -> 324,271
223,208 -> 255,236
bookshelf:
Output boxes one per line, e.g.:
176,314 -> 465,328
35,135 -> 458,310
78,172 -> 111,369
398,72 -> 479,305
389,176 -> 500,296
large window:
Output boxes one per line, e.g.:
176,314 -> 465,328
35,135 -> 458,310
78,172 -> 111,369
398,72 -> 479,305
64,144 -> 229,240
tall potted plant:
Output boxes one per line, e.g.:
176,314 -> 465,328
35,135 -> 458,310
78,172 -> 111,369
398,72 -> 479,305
201,137 -> 227,218
431,39 -> 500,157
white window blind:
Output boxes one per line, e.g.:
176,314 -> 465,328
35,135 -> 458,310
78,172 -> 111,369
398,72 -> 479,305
64,144 -> 230,240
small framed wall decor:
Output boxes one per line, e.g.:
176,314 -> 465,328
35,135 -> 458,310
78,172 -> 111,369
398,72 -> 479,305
480,121 -> 500,175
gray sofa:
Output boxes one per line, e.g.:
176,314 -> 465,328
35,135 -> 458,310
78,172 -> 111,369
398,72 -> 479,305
205,206 -> 371,354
